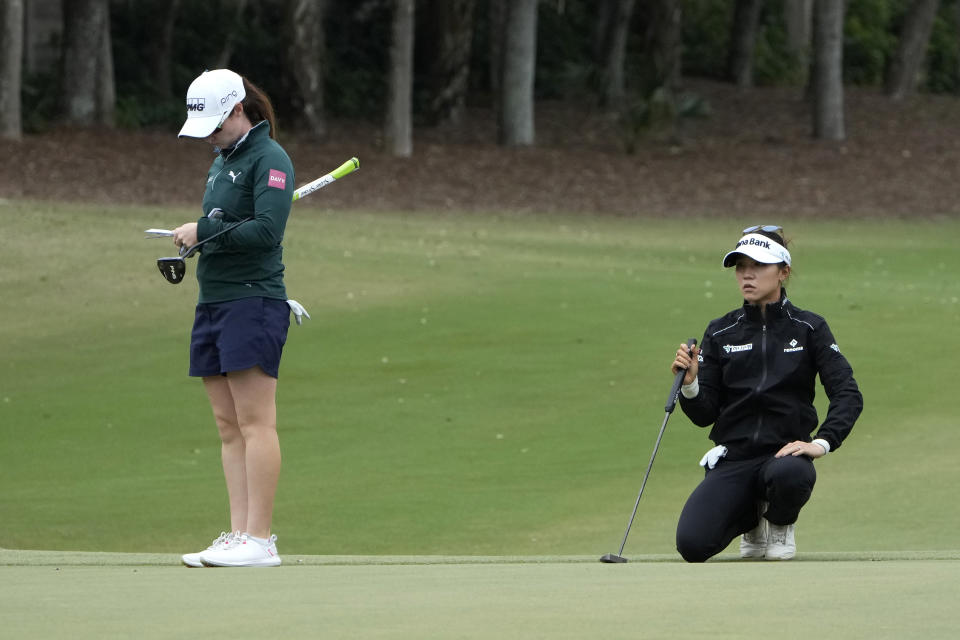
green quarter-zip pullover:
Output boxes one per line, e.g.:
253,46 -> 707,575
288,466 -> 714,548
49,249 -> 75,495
195,120 -> 295,303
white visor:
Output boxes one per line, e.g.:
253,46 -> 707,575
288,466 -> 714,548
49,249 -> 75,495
178,69 -> 245,138
722,233 -> 791,267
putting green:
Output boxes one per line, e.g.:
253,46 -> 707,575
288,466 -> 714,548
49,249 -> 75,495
2,551 -> 957,639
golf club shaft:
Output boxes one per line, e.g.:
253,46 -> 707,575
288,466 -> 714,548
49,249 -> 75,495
614,338 -> 698,557
176,157 -> 360,257
180,217 -> 252,257
292,157 -> 359,201
614,411 -> 672,556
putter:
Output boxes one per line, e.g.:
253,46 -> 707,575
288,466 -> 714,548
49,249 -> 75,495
600,337 -> 697,564
151,157 -> 360,284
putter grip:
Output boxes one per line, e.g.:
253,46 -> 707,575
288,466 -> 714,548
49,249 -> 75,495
664,338 -> 697,413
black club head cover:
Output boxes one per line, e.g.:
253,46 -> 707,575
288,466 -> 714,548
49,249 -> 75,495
157,257 -> 186,284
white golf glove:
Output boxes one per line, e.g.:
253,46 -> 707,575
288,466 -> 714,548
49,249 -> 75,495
699,445 -> 728,469
286,299 -> 311,326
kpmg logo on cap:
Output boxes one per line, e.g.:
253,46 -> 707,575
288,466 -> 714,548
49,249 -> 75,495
187,98 -> 205,112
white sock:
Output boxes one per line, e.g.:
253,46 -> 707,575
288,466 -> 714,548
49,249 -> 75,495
246,534 -> 270,546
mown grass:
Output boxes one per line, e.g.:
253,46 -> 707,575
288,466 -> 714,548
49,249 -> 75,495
1,553 -> 957,639
1,201 -> 958,557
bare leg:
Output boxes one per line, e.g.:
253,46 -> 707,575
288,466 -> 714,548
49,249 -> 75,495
226,366 -> 281,539
203,375 -> 248,533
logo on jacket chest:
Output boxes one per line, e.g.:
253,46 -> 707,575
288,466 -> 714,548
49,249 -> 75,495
784,338 -> 804,353
723,343 -> 753,354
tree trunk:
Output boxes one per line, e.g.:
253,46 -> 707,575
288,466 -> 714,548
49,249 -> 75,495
385,0 -> 414,157
1,0 -> 24,140
96,4 -> 115,126
592,0 -> 616,64
424,0 -> 475,126
23,0 -> 61,76
885,0 -> 941,100
784,0 -> 813,78
489,0 -> 506,102
599,0 -> 637,108
812,0 -> 845,140
216,0 -> 248,69
151,0 -> 181,99
289,0 -> 327,139
728,0 -> 764,87
498,0 -> 538,146
955,0 -> 960,85
60,0 -> 112,126
652,0 -> 683,95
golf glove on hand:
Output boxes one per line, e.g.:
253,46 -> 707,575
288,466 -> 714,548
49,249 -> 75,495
287,299 -> 311,326
699,445 -> 728,469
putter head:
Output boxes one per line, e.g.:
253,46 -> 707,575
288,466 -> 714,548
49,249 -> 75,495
599,553 -> 628,563
157,257 -> 186,284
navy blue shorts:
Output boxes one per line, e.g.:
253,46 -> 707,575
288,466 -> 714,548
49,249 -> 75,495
189,297 -> 290,378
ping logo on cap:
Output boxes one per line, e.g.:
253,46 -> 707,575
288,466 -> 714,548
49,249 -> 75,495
187,98 -> 206,112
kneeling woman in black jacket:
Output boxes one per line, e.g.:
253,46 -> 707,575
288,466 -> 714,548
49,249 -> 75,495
671,225 -> 862,562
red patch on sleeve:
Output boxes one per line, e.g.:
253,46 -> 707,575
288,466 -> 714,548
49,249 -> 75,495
267,169 -> 287,189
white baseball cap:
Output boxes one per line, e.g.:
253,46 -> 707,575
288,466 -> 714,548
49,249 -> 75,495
722,233 -> 792,267
178,69 -> 246,138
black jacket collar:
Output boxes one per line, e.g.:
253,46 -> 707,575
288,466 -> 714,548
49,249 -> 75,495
742,288 -> 790,323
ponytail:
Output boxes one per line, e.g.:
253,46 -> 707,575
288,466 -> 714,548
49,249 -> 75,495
241,77 -> 278,140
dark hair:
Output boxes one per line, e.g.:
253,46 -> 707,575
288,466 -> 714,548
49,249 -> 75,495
241,77 -> 278,140
754,228 -> 787,248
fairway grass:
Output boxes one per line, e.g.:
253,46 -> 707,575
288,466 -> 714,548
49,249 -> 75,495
2,551 -> 957,639
2,202 -> 959,559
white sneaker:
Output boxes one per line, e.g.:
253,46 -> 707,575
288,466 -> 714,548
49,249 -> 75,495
200,533 -> 281,567
765,522 -> 796,560
181,531 -> 238,568
740,518 -> 768,559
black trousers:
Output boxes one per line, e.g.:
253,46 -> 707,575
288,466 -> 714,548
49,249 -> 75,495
675,455 -> 817,563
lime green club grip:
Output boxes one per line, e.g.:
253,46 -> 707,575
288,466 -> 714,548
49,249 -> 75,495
331,157 -> 360,180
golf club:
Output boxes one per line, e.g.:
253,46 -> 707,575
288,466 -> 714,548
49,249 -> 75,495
600,337 -> 697,564
156,217 -> 252,284
292,157 -> 359,201
150,157 -> 360,284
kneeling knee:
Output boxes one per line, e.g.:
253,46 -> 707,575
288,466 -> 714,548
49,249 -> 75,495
676,533 -> 714,563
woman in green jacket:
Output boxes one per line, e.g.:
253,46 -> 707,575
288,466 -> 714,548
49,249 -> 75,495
172,69 -> 294,568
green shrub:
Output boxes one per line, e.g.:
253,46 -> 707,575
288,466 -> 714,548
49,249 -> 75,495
682,0 -> 733,80
925,3 -> 960,94
844,0 -> 901,86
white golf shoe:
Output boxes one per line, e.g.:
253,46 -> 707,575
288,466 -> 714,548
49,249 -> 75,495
765,522 -> 796,560
739,518 -> 768,559
200,533 -> 281,567
181,531 -> 238,568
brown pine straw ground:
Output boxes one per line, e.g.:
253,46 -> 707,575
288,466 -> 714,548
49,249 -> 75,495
3,80 -> 960,219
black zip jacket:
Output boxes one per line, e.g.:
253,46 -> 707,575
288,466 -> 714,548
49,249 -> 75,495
679,290 -> 863,459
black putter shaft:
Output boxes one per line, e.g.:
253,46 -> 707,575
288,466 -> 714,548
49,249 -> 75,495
600,338 -> 697,564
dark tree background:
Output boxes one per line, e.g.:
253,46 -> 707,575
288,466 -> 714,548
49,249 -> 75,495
5,0 -> 960,147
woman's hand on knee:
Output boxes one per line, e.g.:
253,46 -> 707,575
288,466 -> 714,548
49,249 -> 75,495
775,440 -> 825,459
